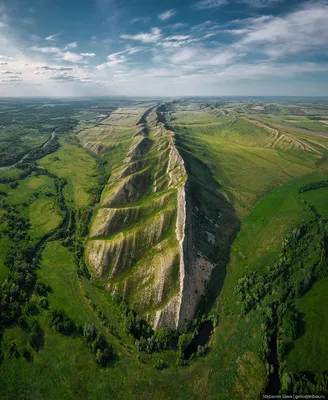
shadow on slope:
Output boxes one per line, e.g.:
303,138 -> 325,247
175,132 -> 240,314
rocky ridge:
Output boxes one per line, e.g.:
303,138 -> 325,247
84,106 -> 221,329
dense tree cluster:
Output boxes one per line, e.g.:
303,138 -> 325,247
298,180 -> 328,193
47,309 -> 76,335
83,323 -> 114,367
291,373 -> 328,395
234,213 -> 328,316
235,201 -> 328,395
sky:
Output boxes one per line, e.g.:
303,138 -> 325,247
0,0 -> 328,97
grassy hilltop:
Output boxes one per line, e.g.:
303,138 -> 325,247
0,98 -> 328,399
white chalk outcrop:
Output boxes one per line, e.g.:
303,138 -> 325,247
84,106 -> 216,330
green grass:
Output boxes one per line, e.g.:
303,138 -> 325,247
301,187 -> 328,217
29,198 -> 63,240
39,241 -> 99,325
219,170 -> 328,315
250,113 -> 328,133
6,175 -> 56,206
0,174 -> 61,276
173,116 -> 318,217
39,136 -> 98,207
288,277 -> 328,373
2,101 -> 328,399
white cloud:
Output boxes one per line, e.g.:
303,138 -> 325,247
215,62 -> 328,80
166,35 -> 191,41
238,0 -> 281,7
45,33 -> 61,41
1,70 -> 22,74
60,51 -> 83,62
31,46 -> 61,54
159,9 -> 176,21
234,2 -> 328,58
81,52 -> 96,57
121,28 -> 162,43
0,55 -> 15,61
39,66 -> 73,71
64,42 -> 78,50
96,54 -> 126,69
168,22 -> 188,29
171,48 -> 196,63
193,0 -> 228,10
131,17 -> 150,24
96,47 -> 142,70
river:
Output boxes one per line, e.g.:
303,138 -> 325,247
0,129 -> 57,171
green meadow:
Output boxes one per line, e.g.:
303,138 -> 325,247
1,99 -> 328,399
39,136 -> 98,207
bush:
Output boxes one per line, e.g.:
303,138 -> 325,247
82,323 -> 97,343
83,323 -> 114,367
28,320 -> 44,350
35,282 -> 49,296
48,309 -> 75,335
22,347 -> 32,361
39,297 -> 49,309
178,333 -> 193,359
8,341 -> 20,358
152,328 -> 179,351
154,358 -> 166,370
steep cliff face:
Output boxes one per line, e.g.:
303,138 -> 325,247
83,105 -> 222,330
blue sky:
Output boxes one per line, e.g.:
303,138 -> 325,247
0,0 -> 327,96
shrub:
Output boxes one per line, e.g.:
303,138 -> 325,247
154,358 -> 166,370
48,309 -> 75,335
39,297 -> 49,309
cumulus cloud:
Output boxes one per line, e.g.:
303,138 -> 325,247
158,9 -> 176,21
121,28 -> 162,43
0,0 -> 327,96
60,51 -> 83,62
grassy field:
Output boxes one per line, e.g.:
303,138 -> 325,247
39,136 -> 98,207
5,174 -> 63,242
0,173 -> 62,281
1,100 -> 328,399
5,175 -> 56,205
171,113 -> 320,217
39,242 -> 103,325
29,198 -> 63,240
288,277 -> 328,374
301,187 -> 328,217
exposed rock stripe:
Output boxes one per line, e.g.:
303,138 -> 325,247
84,105 -> 216,330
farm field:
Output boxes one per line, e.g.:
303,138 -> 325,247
1,97 -> 328,399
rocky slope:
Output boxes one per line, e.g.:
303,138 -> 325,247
82,105 -> 223,329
